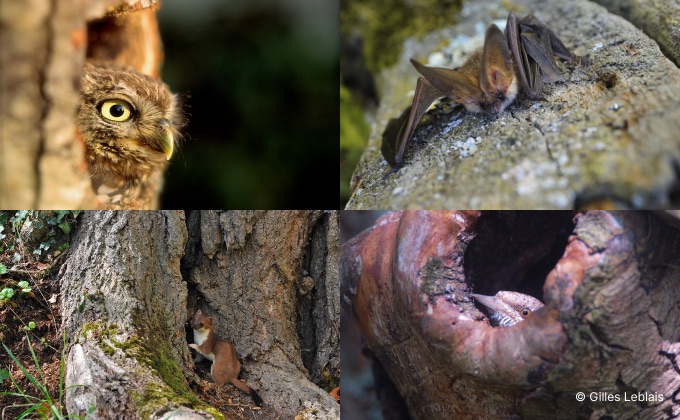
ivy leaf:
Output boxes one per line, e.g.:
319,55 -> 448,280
0,288 -> 14,299
0,368 -> 9,383
58,222 -> 71,235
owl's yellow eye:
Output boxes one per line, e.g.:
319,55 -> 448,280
99,100 -> 133,122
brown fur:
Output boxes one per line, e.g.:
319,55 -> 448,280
189,310 -> 263,406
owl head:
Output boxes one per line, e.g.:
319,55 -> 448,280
77,63 -> 185,207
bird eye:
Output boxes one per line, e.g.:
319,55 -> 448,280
521,308 -> 531,317
99,100 -> 133,122
497,93 -> 505,101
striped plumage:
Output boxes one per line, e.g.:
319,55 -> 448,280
471,291 -> 544,327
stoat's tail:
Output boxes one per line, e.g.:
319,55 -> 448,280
231,378 -> 263,406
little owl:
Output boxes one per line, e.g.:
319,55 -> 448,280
77,63 -> 183,209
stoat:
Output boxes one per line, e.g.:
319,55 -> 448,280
189,309 -> 263,406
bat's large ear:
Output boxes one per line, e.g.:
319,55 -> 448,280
480,24 -> 515,94
410,59 -> 481,104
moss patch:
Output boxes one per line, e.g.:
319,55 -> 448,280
78,292 -> 106,313
340,83 -> 370,205
79,321 -> 215,414
419,257 -> 465,297
133,383 -> 194,419
104,330 -> 222,419
341,0 -> 463,73
81,321 -> 116,341
319,363 -> 340,391
81,321 -> 122,358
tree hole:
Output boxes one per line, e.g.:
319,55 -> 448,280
598,72 -> 618,89
86,9 -> 162,77
463,211 -> 575,301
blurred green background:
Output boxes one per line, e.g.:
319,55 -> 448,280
157,0 -> 338,209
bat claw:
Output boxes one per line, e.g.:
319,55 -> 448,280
383,165 -> 401,180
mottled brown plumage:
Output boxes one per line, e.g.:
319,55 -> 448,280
471,291 -> 544,327
77,63 -> 183,209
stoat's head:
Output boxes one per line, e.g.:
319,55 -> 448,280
191,309 -> 214,331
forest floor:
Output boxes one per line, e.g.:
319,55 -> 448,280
0,235 -> 65,420
190,361 -> 278,419
0,212 -> 275,419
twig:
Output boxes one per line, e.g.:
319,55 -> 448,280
5,250 -> 69,277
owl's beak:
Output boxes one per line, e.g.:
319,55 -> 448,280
160,120 -> 174,160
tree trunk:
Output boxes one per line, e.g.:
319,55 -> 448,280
61,210 -> 339,419
0,0 -> 162,208
341,210 -> 680,419
184,210 -> 340,417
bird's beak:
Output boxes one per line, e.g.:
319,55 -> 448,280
160,120 -> 174,160
470,294 -> 505,313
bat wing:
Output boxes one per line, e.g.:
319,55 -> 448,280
382,59 -> 484,171
506,12 -> 542,99
520,31 -> 563,83
519,15 -> 577,63
410,59 -> 481,102
381,75 -> 444,170
507,12 -> 583,99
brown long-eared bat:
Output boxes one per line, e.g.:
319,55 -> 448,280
381,12 -> 586,174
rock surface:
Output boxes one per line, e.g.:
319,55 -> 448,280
594,0 -> 680,68
347,0 -> 680,209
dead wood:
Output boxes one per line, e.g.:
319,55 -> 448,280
341,210 -> 680,419
0,0 -> 163,208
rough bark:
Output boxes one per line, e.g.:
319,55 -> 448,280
184,210 -> 340,418
341,211 -> 680,419
61,211 -> 199,419
61,210 -> 339,419
0,0 -> 162,209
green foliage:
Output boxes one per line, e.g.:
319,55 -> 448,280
0,280 -> 33,303
1,287 -> 15,300
10,211 -> 29,233
340,84 -> 370,151
1,211 -> 79,260
53,211 -> 80,234
18,281 -> 32,293
0,263 -> 7,274
32,238 -> 56,257
0,367 -> 9,383
340,83 -> 370,206
341,0 -> 462,72
0,331 -> 87,419
23,321 -> 37,331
